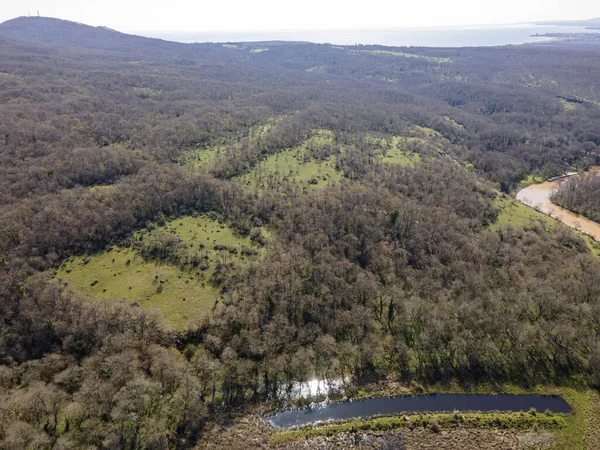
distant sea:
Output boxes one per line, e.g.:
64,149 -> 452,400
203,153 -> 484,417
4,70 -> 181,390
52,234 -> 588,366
147,24 -> 600,47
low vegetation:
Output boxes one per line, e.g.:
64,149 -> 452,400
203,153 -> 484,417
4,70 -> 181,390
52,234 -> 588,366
56,248 -> 215,329
269,411 -> 566,446
491,194 -> 600,255
56,215 -> 266,329
353,49 -> 452,63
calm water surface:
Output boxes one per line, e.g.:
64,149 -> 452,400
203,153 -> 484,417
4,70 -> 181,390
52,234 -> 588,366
149,25 -> 599,46
267,394 -> 571,429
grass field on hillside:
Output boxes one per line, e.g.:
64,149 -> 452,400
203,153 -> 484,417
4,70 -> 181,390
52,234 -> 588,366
56,215 -> 267,329
365,135 -> 423,166
490,195 -> 600,256
237,150 -> 340,189
56,248 -> 217,329
354,49 -> 451,63
237,129 -> 341,190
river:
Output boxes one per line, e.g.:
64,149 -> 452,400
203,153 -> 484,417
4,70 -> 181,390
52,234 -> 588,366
516,169 -> 600,241
266,394 -> 571,429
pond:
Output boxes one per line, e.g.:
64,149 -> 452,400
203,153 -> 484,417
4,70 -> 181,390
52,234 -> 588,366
266,394 -> 571,429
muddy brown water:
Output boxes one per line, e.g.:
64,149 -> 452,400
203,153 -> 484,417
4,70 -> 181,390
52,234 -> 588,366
516,168 -> 600,241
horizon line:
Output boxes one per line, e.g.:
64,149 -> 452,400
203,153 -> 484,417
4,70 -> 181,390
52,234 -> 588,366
4,15 -> 600,36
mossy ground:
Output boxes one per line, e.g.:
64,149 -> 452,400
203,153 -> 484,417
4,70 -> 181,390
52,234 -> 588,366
56,215 -> 265,329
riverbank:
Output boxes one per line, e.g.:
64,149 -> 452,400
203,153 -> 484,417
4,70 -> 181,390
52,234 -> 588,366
269,411 -> 566,447
267,394 -> 570,429
193,384 -> 599,449
516,169 -> 600,241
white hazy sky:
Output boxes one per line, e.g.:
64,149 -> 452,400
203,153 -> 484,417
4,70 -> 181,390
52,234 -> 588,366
2,0 -> 600,33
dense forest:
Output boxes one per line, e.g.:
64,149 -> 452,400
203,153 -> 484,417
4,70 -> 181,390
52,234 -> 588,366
2,16 -> 600,449
551,172 -> 600,222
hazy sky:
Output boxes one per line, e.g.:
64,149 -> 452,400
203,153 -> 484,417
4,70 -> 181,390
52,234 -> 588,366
3,0 -> 600,32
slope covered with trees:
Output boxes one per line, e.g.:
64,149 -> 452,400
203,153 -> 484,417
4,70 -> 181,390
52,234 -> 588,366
1,16 -> 600,449
551,173 -> 600,223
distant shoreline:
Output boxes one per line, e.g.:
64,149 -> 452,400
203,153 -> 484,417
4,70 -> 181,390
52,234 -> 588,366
147,24 -> 600,47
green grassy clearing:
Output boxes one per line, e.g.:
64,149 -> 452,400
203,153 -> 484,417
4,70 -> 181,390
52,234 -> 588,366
247,117 -> 282,138
364,125 -> 468,166
236,129 -> 341,190
560,99 -> 578,112
521,74 -> 558,88
520,173 -> 547,187
411,125 -> 442,138
56,248 -> 215,329
354,49 -> 451,63
139,214 -> 262,252
490,195 -> 600,256
56,215 -> 266,329
365,134 -> 423,166
438,385 -> 600,450
178,144 -> 222,170
408,126 -> 460,158
553,388 -> 600,450
442,115 -> 466,130
179,117 -> 284,170
237,150 -> 340,189
490,195 -> 554,231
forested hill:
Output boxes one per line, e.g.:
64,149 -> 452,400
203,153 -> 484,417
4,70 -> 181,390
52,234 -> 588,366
2,16 -> 600,449
4,17 -> 600,190
0,16 -> 194,54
